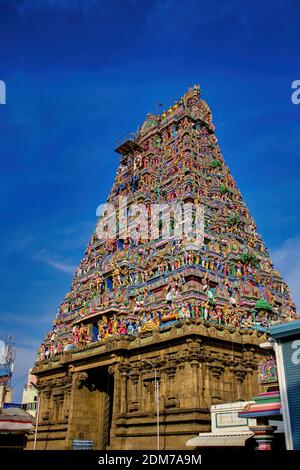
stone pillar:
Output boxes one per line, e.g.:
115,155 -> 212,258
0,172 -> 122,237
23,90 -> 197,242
177,362 -> 186,408
244,368 -> 254,401
209,361 -> 224,404
119,364 -> 129,414
41,389 -> 52,421
111,365 -> 120,416
165,362 -> 177,409
102,370 -> 113,450
55,393 -> 64,421
242,347 -> 256,400
107,363 -> 119,446
203,363 -> 211,407
63,385 -> 72,421
233,365 -> 246,402
190,360 -> 200,408
198,361 -> 205,408
129,370 -> 140,412
143,381 -> 154,413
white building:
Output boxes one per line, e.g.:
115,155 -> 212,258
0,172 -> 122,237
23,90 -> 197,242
21,369 -> 37,417
186,402 -> 257,447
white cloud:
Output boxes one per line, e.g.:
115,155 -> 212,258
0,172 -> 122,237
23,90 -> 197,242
35,250 -> 76,274
272,236 -> 300,311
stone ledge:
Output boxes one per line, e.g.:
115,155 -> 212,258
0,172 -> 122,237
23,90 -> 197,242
33,321 -> 267,375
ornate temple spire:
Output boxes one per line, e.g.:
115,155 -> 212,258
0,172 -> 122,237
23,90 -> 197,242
36,86 -> 297,363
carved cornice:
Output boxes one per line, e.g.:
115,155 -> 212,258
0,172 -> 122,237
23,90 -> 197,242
118,361 -> 131,375
233,364 -> 247,383
164,363 -> 177,377
38,374 -> 72,392
129,368 -> 140,382
209,360 -> 225,378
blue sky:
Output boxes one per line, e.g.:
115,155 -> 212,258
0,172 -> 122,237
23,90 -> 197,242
0,0 -> 300,400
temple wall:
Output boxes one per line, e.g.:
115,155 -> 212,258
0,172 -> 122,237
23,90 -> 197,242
28,322 -> 267,450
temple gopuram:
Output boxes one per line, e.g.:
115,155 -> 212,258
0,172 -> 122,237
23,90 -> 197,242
30,85 -> 297,450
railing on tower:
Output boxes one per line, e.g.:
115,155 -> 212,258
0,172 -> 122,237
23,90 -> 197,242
115,131 -> 143,156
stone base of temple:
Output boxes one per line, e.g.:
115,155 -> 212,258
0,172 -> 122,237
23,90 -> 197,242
28,320 -> 268,450
109,408 -> 210,450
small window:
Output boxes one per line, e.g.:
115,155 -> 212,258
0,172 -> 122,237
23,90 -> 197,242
106,276 -> 113,291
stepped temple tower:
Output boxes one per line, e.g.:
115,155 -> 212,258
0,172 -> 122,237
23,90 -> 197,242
30,85 -> 297,450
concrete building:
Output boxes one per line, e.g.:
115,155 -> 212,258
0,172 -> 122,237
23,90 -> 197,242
186,401 -> 257,447
22,369 -> 38,417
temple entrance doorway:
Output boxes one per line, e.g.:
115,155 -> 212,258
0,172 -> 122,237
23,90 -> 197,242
72,366 -> 114,450
89,366 -> 114,450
